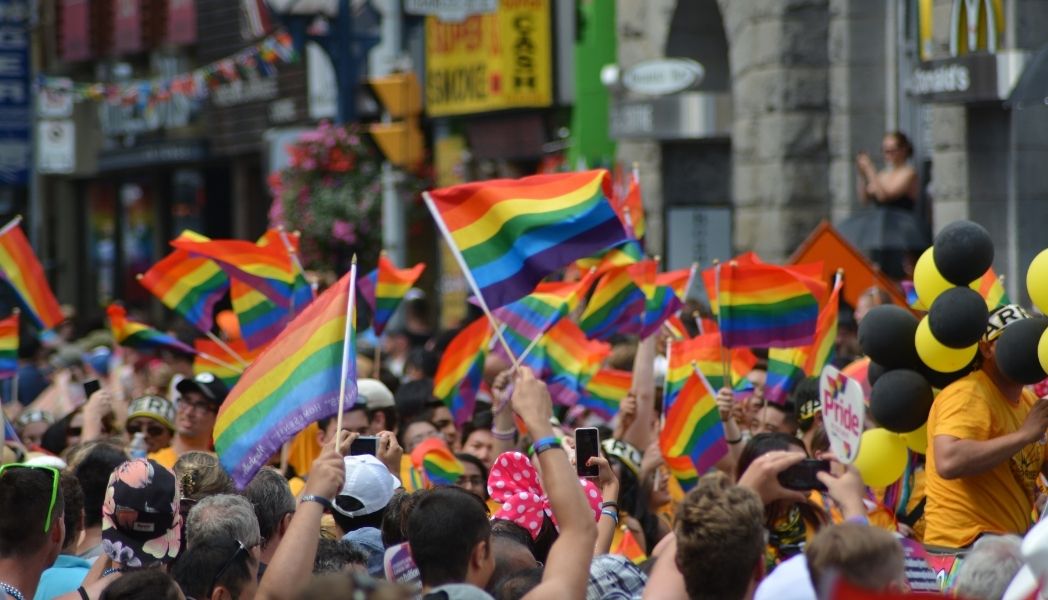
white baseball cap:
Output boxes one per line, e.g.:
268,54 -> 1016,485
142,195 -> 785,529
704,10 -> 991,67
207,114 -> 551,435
358,378 -> 395,410
334,454 -> 401,518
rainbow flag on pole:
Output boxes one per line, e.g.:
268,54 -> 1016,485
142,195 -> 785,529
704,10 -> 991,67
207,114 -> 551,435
972,267 -> 1009,310
357,254 -> 426,336
424,170 -> 630,310
138,249 -> 228,333
231,279 -> 290,351
581,368 -> 631,420
764,279 -> 842,404
665,333 -> 757,411
193,338 -> 255,388
434,317 -> 493,426
0,218 -> 63,330
716,261 -> 819,348
214,266 -> 358,489
578,262 -> 650,339
107,304 -> 196,355
539,319 -> 610,406
172,236 -> 299,309
0,313 -> 18,379
660,366 -> 727,488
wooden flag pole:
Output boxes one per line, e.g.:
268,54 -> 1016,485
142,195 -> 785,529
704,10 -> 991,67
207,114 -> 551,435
512,331 -> 545,370
335,256 -> 358,454
713,260 -> 733,391
277,226 -> 316,303
196,351 -> 244,374
205,331 -> 249,368
373,344 -> 382,378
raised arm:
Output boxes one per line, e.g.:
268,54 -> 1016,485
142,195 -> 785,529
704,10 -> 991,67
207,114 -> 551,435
623,335 -> 656,450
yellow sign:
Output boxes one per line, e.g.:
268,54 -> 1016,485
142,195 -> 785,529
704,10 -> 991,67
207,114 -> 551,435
919,0 -> 1005,60
424,0 -> 552,117
434,134 -> 470,328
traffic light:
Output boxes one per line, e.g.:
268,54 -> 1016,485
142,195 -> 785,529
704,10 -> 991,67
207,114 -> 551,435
368,73 -> 424,169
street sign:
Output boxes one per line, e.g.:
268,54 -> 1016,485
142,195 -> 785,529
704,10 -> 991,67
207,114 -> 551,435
622,58 -> 704,96
405,0 -> 496,22
0,1 -> 30,185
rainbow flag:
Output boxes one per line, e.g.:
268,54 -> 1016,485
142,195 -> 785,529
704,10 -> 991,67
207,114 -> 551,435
358,254 -> 426,337
424,170 -> 630,309
575,239 -> 645,272
214,266 -> 358,489
0,313 -> 17,379
2,410 -> 19,446
765,347 -> 808,405
539,319 -> 610,406
578,261 -> 651,339
611,527 -> 648,565
193,338 -> 255,388
660,367 -> 727,485
664,314 -> 691,340
665,333 -> 757,411
972,268 -> 1009,310
230,279 -> 290,351
716,261 -> 819,348
138,249 -> 228,333
106,304 -> 196,355
0,219 -> 63,330
411,437 -> 463,487
616,169 -> 645,241
639,284 -> 684,339
256,229 -> 314,313
804,278 -> 842,375
581,368 -> 631,420
172,236 -> 299,309
434,318 -> 493,426
663,454 -> 699,492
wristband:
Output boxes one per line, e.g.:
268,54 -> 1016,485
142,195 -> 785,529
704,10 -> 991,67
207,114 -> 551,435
601,501 -> 618,511
491,427 -> 517,441
530,436 -> 561,456
600,508 -> 619,525
299,495 -> 334,511
725,436 -> 743,444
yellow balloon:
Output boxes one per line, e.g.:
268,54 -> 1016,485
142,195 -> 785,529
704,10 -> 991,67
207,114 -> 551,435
914,248 -> 953,308
853,428 -> 909,488
915,317 -> 978,373
1038,329 -> 1048,375
900,423 -> 928,454
1028,249 -> 1048,314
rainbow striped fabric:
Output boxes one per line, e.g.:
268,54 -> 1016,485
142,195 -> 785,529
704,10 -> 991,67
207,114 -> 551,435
578,262 -> 650,339
616,169 -> 645,241
257,229 -> 314,313
193,338 -> 256,388
231,279 -> 290,351
411,437 -> 463,487
172,236 -> 299,309
424,170 -> 630,309
611,527 -> 648,565
539,319 -> 610,406
764,279 -> 842,404
107,304 -> 196,355
805,278 -> 841,375
665,333 -> 757,411
639,283 -> 685,339
659,366 -> 727,489
0,219 -> 63,330
716,261 -> 819,348
2,410 -> 18,445
357,254 -> 426,336
434,317 -> 492,426
972,267 -> 1009,309
138,248 -> 228,333
214,267 -> 358,489
575,239 -> 645,272
0,313 -> 18,379
581,368 -> 631,420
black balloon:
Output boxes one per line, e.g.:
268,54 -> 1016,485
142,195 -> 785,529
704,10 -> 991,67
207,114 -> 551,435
996,317 -> 1048,384
932,221 -> 995,285
858,305 -> 921,370
870,369 -> 935,433
928,287 -> 990,348
919,363 -> 973,390
868,361 -> 887,386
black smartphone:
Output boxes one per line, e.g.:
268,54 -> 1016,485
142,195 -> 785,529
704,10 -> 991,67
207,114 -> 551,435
777,459 -> 831,492
82,379 -> 101,399
350,436 -> 379,456
575,427 -> 600,478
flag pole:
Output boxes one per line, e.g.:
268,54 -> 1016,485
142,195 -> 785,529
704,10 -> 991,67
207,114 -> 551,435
277,226 -> 315,303
0,215 -> 22,237
205,331 -> 249,368
422,191 -> 518,363
714,260 -> 732,390
512,331 -> 545,369
196,351 -> 243,374
692,311 -> 704,336
335,256 -> 358,454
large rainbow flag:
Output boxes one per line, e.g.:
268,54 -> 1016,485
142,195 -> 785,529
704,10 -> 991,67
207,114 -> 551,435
578,262 -> 650,339
0,218 -> 64,330
434,317 -> 493,426
107,304 -> 196,355
665,333 -> 757,411
214,267 -> 358,489
764,279 -> 842,404
539,319 -> 610,406
580,368 -> 631,420
660,366 -> 727,489
172,236 -> 299,309
716,261 -> 819,348
424,170 -> 630,310
138,249 -> 228,333
0,313 -> 18,379
357,254 -> 426,337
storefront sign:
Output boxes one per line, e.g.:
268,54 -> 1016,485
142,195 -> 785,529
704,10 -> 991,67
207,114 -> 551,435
622,59 -> 704,96
610,92 -> 731,140
37,120 -> 76,174
38,77 -> 74,118
113,0 -> 143,54
0,2 -> 30,185
424,0 -> 552,117
820,365 -> 864,463
60,0 -> 92,62
908,53 -> 998,102
406,0 -> 497,22
918,0 -> 1004,60
168,0 -> 197,45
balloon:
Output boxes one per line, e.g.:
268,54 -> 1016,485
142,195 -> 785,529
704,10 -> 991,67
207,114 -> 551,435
869,369 -> 934,433
867,361 -> 887,386
919,363 -> 972,390
853,428 -> 909,488
859,305 -> 921,370
1028,249 -> 1048,314
928,287 -> 989,349
933,220 -> 995,286
915,317 -> 978,373
216,310 -> 241,340
1039,329 -> 1048,376
914,248 -> 953,308
996,317 -> 1048,385
901,423 -> 928,454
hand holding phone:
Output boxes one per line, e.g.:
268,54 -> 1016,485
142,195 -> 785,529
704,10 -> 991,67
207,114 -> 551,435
83,379 -> 101,399
574,427 -> 600,478
776,458 -> 830,492
349,435 -> 379,456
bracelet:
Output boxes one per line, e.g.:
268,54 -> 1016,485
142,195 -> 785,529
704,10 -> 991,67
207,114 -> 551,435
491,427 -> 517,441
601,500 -> 618,511
725,436 -> 743,444
846,514 -> 869,526
299,494 -> 334,511
531,436 -> 562,456
600,508 -> 619,525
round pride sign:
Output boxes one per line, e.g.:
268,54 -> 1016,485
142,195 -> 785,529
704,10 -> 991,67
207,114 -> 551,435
819,365 -> 865,463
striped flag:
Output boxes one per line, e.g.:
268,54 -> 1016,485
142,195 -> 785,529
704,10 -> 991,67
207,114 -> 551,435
107,305 -> 196,355
138,248 -> 229,333
0,218 -> 63,330
357,254 -> 426,336
716,261 -> 819,348
580,368 -> 631,420
434,318 -> 493,426
0,313 -> 18,379
660,366 -> 727,490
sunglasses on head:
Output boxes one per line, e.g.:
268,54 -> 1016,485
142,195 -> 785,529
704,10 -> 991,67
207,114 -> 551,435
127,422 -> 167,437
208,539 -> 248,598
0,463 -> 60,532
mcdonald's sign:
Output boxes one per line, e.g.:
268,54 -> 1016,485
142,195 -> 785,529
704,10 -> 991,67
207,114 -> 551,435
918,0 -> 1005,61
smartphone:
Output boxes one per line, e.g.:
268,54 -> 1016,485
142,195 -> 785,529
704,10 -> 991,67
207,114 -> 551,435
350,436 -> 379,456
777,459 -> 831,492
82,379 -> 102,399
575,427 -> 601,478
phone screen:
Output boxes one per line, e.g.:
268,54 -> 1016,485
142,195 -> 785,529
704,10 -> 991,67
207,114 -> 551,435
777,459 -> 830,491
350,436 -> 379,456
575,427 -> 601,478
83,379 -> 101,399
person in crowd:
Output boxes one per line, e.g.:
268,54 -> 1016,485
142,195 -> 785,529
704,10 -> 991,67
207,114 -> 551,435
853,286 -> 893,324
150,373 -> 228,469
407,487 -> 495,596
460,423 -> 495,469
393,379 -> 436,424
68,441 -> 128,561
296,572 -> 412,600
856,131 -> 919,211
749,401 -> 798,437
243,467 -> 297,571
124,395 -> 176,455
312,539 -> 368,575
791,378 -> 822,455
421,403 -> 458,451
174,452 -> 236,522
485,522 -> 539,598
805,523 -> 906,596
455,453 -> 489,501
0,464 -> 66,600
952,534 -> 1025,600
15,411 -> 54,449
358,379 -> 398,435
331,454 -> 401,576
492,568 -> 543,600
97,570 -> 182,600
172,536 -> 259,600
926,304 -> 1048,548
34,474 -> 89,600
380,491 -> 418,550
399,419 -> 442,454
185,494 -> 262,550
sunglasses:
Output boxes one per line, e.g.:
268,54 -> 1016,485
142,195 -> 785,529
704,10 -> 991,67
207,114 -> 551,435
0,463 -> 60,531
127,422 -> 167,437
208,539 -> 248,598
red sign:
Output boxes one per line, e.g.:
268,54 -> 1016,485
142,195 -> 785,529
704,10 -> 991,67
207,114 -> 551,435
112,0 -> 142,54
167,0 -> 197,45
60,0 -> 91,62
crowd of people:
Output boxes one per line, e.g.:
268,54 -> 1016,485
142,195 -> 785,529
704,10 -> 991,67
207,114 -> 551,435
2,289 -> 1048,600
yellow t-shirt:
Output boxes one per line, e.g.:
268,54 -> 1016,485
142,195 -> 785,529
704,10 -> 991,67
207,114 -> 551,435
924,370 -> 1045,547
148,446 -> 178,470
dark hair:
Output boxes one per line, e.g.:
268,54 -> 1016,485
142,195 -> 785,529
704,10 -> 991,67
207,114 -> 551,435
332,502 -> 387,535
377,366 -> 401,396
406,347 -> 439,379
490,519 -> 535,555
493,566 -> 544,600
0,466 -> 65,557
60,473 -> 84,552
313,538 -> 369,574
886,131 -> 913,159
172,536 -> 255,600
99,569 -> 182,600
41,411 -> 79,455
73,442 -> 128,528
317,405 -> 368,433
791,377 -> 821,432
243,467 -> 295,545
368,406 -> 399,435
407,487 -> 492,587
531,515 -> 558,565
381,490 -> 420,548
398,417 -> 439,451
736,432 -> 808,481
395,379 -> 437,425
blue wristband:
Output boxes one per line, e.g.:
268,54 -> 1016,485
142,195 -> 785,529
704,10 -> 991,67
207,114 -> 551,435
531,436 -> 562,456
300,495 -> 334,511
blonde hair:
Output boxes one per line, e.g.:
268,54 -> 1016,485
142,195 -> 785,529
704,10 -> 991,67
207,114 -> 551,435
173,451 -> 234,501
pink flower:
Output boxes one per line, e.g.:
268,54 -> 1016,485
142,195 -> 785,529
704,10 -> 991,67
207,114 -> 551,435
116,459 -> 154,489
332,220 -> 356,244
267,198 -> 284,226
142,509 -> 182,561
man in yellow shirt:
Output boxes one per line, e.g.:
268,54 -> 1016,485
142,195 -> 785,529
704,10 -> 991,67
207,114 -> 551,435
149,372 -> 228,469
925,305 -> 1048,548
